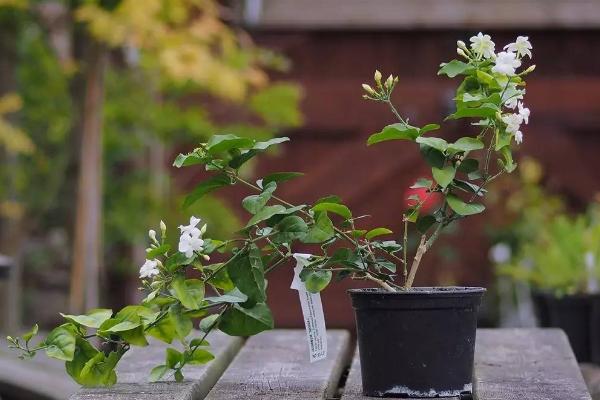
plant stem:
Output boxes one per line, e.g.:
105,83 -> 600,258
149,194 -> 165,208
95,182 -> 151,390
405,235 -> 427,288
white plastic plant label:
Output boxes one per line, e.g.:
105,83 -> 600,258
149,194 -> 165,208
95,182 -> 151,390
291,253 -> 327,362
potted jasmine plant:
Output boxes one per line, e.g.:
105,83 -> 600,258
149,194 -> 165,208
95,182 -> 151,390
9,33 -> 533,397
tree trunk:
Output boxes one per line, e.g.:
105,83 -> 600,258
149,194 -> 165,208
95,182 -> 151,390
69,38 -> 107,313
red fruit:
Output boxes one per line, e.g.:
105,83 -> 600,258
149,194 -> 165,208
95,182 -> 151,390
404,186 -> 442,213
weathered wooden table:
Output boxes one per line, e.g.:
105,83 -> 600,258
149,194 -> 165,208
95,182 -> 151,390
69,328 -> 591,400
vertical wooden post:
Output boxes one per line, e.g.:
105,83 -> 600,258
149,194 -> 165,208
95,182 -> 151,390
69,39 -> 107,313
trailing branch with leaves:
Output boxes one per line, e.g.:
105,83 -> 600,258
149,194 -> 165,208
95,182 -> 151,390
8,33 -> 534,386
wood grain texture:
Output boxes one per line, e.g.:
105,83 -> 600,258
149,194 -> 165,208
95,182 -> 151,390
205,329 -> 351,400
475,328 -> 591,400
342,328 -> 591,400
70,330 -> 243,400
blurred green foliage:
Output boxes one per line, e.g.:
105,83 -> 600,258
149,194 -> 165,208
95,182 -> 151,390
0,1 -> 302,283
490,158 -> 600,295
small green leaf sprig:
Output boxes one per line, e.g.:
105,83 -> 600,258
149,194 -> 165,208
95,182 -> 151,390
9,33 -> 534,387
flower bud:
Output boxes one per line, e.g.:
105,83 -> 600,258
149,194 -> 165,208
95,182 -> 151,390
457,48 -> 468,59
362,83 -> 377,96
160,220 -> 166,234
384,74 -> 394,90
203,254 -> 210,261
456,40 -> 468,51
520,64 -> 536,75
148,229 -> 157,242
374,70 -> 382,86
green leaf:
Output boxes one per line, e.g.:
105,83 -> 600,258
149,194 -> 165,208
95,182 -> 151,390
78,350 -> 121,386
170,305 -> 193,339
219,303 -> 274,336
419,124 -> 441,135
245,205 -> 287,228
199,314 -> 220,332
149,365 -> 168,382
102,320 -> 140,332
187,348 -> 215,365
60,309 -> 113,329
458,158 -> 479,173
171,277 -> 205,310
166,348 -> 183,369
183,174 -> 231,208
446,194 -> 485,216
447,104 -> 498,120
173,152 -> 204,168
22,324 -> 39,343
312,202 -> 352,220
416,136 -> 448,152
500,147 -> 517,173
45,324 -> 77,361
204,288 -> 248,304
448,137 -> 484,153
438,60 -> 472,78
146,314 -> 177,344
365,227 -> 393,240
315,195 -> 341,205
252,137 -> 290,150
174,370 -> 184,382
299,269 -> 332,293
301,212 -> 335,244
476,70 -> 497,86
432,165 -> 456,188
453,179 -> 487,196
261,172 -> 304,188
351,229 -> 367,238
495,129 -> 512,151
242,182 -> 276,214
420,144 -> 445,168
410,178 -> 433,189
227,247 -> 266,306
165,252 -> 194,272
273,215 -> 308,243
204,264 -> 235,292
206,134 -> 254,155
416,215 -> 437,233
66,337 -> 101,385
146,244 -> 171,259
367,123 -> 420,145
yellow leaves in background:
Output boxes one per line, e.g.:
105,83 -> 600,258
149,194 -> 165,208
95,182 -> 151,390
0,93 -> 34,155
0,0 -> 27,9
76,0 -> 268,101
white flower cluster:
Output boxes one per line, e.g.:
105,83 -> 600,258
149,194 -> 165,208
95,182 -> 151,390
139,216 -> 207,279
178,216 -> 206,258
459,33 -> 534,145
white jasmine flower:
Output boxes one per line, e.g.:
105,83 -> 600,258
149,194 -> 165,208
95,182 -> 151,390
148,229 -> 157,242
178,232 -> 204,258
140,259 -> 160,279
179,216 -> 201,237
518,101 -> 530,124
504,36 -> 532,59
514,130 -> 523,144
160,220 -> 166,234
492,51 -> 521,76
502,113 -> 523,134
504,94 -> 523,109
470,32 -> 495,59
489,243 -> 511,264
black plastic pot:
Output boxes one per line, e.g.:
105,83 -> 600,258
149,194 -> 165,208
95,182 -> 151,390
532,292 -> 600,363
348,287 -> 485,398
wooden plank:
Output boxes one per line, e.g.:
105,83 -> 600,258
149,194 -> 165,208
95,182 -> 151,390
342,328 -> 592,400
475,328 -> 591,400
237,0 -> 600,30
0,336 -> 78,399
205,329 -> 351,400
70,330 -> 243,400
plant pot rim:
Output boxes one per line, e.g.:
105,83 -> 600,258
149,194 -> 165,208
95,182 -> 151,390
348,286 -> 486,295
